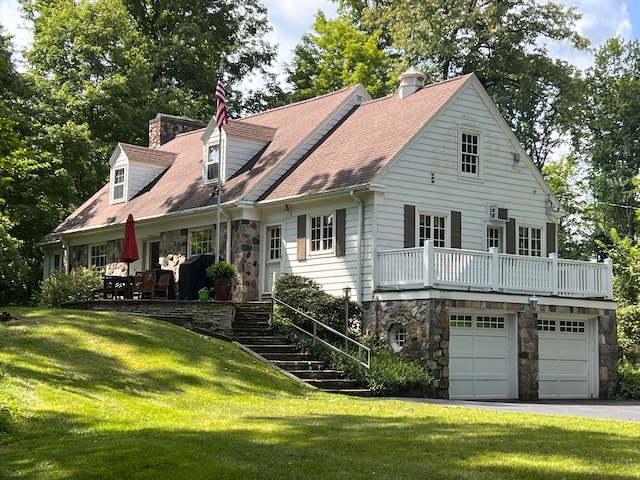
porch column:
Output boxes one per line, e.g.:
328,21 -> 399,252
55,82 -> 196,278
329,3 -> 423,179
549,253 -> 558,296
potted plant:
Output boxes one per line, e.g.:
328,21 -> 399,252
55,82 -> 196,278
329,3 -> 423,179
206,261 -> 237,301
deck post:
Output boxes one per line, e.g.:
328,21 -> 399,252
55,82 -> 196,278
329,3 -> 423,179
489,247 -> 499,291
549,253 -> 558,296
424,240 -> 434,287
604,258 -> 613,299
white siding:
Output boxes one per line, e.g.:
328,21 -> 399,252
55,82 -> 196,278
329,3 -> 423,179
127,162 -> 166,200
225,137 -> 267,180
274,198 -> 361,299
373,83 -> 552,257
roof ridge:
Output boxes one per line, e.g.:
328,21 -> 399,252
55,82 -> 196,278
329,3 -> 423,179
242,84 -> 361,121
361,73 -> 472,106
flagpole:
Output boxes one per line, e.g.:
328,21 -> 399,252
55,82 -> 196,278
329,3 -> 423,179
215,58 -> 225,264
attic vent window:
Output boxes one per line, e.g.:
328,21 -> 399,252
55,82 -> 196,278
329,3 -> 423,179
113,167 -> 125,202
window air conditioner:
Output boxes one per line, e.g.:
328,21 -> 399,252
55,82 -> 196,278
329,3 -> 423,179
490,206 -> 509,221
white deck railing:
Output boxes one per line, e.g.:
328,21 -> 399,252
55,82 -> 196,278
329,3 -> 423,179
377,241 -> 613,299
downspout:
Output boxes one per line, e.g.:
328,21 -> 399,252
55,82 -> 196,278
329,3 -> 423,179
350,190 -> 364,304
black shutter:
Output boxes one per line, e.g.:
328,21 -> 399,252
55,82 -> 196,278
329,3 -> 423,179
297,215 -> 306,261
546,222 -> 557,255
450,211 -> 462,249
335,209 -> 346,257
506,218 -> 516,254
404,205 -> 416,248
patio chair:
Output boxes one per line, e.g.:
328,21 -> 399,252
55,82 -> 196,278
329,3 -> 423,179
154,272 -> 171,299
133,271 -> 155,299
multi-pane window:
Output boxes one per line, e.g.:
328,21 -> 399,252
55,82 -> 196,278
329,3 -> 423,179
477,316 -> 506,329
207,145 -> 220,182
461,132 -> 479,176
487,226 -> 501,251
518,226 -> 542,256
450,314 -> 473,328
90,244 -> 107,270
268,226 -> 282,261
310,214 -> 333,253
113,167 -> 125,201
189,228 -> 213,256
419,214 -> 446,247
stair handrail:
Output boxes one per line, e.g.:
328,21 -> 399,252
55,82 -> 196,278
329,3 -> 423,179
271,296 -> 371,369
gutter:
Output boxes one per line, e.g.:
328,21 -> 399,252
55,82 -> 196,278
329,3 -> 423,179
350,190 -> 364,304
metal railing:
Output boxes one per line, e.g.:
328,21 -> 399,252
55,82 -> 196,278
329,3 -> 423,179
271,296 -> 371,369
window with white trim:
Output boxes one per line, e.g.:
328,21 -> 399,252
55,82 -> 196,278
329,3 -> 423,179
310,214 -> 333,253
268,226 -> 282,261
461,132 -> 479,177
537,319 -> 556,331
189,227 -> 213,256
477,316 -> 505,329
519,226 -> 542,256
559,320 -> 586,333
419,213 -> 446,247
206,144 -> 220,182
90,244 -> 107,271
389,324 -> 407,352
486,225 -> 503,252
112,167 -> 125,202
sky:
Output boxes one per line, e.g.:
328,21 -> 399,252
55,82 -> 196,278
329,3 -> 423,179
1,0 -> 640,74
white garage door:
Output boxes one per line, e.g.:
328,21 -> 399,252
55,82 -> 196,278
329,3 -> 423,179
449,313 -> 516,400
538,318 -> 596,399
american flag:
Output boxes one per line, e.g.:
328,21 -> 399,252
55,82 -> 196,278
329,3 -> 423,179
215,80 -> 228,130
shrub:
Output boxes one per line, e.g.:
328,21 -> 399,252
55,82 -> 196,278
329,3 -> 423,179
40,267 -> 103,307
618,360 -> 640,400
272,275 -> 433,396
617,305 -> 640,361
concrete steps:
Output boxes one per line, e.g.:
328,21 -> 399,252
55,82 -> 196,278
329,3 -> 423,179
233,303 -> 371,397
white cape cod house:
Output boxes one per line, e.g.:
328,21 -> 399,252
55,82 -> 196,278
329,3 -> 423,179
41,70 -> 617,401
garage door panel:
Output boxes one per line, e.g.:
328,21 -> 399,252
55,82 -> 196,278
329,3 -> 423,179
538,319 -> 594,399
474,335 -> 509,354
449,314 -> 515,400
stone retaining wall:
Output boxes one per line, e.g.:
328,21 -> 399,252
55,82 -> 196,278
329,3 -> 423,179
65,300 -> 236,337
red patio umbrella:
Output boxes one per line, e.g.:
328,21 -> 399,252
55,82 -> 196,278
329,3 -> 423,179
121,214 -> 139,276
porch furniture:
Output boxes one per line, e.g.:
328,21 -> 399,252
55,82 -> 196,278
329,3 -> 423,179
93,276 -> 132,300
153,272 -> 172,299
132,271 -> 156,299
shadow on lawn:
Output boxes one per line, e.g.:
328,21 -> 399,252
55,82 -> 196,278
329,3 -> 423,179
0,311 -> 296,398
2,409 -> 639,480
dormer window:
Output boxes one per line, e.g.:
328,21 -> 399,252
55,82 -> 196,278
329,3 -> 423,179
112,167 -> 126,202
207,144 -> 220,182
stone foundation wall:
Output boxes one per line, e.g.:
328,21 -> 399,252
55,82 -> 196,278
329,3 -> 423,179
66,300 -> 236,337
363,297 -> 618,400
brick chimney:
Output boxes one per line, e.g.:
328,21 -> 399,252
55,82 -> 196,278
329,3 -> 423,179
148,113 -> 206,148
398,67 -> 426,99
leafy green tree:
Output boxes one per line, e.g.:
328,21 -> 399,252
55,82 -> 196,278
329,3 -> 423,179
542,154 -> 590,260
596,229 -> 640,306
286,11 -> 392,100
335,0 -> 587,169
580,38 -> 640,240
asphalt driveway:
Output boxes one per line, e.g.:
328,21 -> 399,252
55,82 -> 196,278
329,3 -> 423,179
390,398 -> 640,422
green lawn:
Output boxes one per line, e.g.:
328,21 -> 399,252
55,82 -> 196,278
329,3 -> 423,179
1,308 -> 639,480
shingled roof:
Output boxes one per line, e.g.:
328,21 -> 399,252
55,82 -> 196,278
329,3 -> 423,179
52,75 -> 474,236
53,85 -> 363,234
261,74 -> 472,201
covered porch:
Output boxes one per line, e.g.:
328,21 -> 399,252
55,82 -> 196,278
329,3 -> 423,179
377,241 -> 614,299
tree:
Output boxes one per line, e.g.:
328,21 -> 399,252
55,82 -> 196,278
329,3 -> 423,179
336,0 -> 588,169
541,154 -> 590,260
580,38 -> 640,241
286,11 -> 392,100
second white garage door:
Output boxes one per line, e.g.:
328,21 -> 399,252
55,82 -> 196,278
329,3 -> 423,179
538,318 -> 597,399
449,313 -> 517,400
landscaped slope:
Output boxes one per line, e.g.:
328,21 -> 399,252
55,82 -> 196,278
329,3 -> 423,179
1,309 -> 639,480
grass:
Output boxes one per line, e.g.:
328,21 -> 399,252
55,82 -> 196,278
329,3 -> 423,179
1,308 -> 639,480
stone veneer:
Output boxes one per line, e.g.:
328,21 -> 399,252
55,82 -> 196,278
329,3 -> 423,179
66,300 -> 236,337
231,219 -> 260,303
148,114 -> 206,148
362,298 -> 617,400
